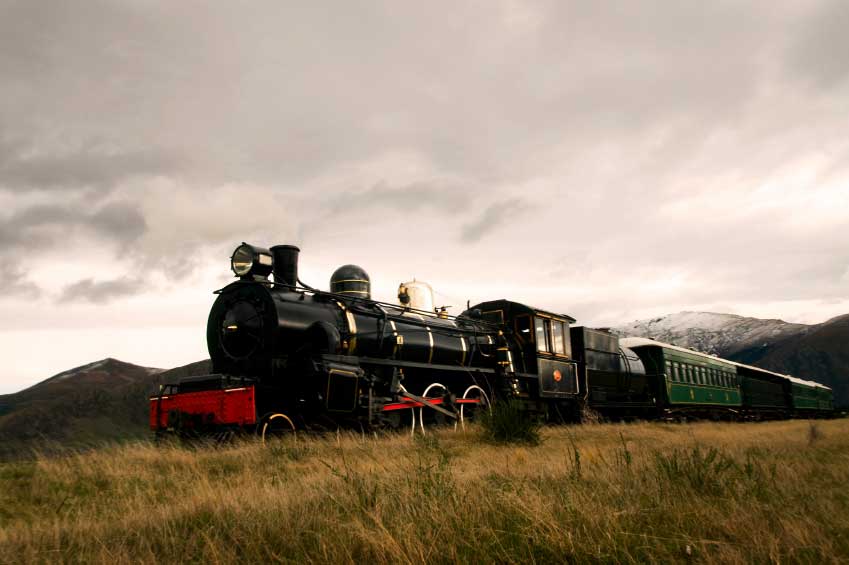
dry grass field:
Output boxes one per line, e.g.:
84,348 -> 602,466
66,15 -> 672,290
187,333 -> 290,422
1,419 -> 848,564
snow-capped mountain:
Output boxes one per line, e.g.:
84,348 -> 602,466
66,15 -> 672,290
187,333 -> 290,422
610,311 -> 811,357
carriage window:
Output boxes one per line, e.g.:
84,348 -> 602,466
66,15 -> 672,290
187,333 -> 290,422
685,365 -> 692,383
535,317 -> 551,352
551,321 -> 565,354
665,361 -> 672,379
673,362 -> 680,382
700,368 -> 706,385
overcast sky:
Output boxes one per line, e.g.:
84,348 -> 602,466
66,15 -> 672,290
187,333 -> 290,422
2,0 -> 848,393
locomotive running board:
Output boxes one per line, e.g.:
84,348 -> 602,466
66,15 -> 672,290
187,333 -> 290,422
355,356 -> 497,374
396,390 -> 459,419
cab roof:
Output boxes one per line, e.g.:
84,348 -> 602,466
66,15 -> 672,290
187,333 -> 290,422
469,299 -> 576,323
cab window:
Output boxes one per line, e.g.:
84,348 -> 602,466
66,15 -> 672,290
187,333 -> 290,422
515,316 -> 532,345
482,310 -> 504,324
551,321 -> 565,354
535,317 -> 550,352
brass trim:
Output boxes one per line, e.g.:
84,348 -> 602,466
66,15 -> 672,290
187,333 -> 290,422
427,326 -> 434,364
534,312 -> 573,324
460,336 -> 467,366
336,301 -> 358,354
331,279 -> 371,284
390,320 -> 401,356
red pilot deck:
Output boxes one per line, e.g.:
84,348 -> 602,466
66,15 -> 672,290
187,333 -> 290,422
150,386 -> 257,431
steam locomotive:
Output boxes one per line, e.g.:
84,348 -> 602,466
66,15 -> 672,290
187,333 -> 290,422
149,243 -> 833,439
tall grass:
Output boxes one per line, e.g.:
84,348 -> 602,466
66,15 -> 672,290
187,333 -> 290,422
1,419 -> 848,563
478,399 -> 542,445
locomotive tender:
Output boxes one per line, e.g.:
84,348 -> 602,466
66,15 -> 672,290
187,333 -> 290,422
149,243 -> 833,438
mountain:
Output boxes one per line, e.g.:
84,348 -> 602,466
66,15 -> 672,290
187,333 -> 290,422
611,311 -> 811,358
0,358 -> 211,459
612,311 -> 849,407
752,314 -> 849,410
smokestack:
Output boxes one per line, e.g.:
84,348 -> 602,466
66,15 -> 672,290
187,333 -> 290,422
270,245 -> 300,289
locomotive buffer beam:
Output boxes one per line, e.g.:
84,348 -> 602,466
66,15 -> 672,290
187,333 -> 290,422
397,390 -> 459,420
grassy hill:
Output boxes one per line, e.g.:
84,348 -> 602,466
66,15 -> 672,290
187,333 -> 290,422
0,359 -> 211,459
1,420 -> 847,563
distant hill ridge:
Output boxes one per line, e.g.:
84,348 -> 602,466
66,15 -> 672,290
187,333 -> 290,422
0,358 -> 210,459
23,358 -> 163,392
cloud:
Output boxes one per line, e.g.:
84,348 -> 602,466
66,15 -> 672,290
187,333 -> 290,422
0,267 -> 41,299
0,201 -> 147,251
460,198 -> 530,243
59,277 -> 145,304
2,1 -> 849,392
326,181 -> 473,216
785,0 -> 849,89
0,137 -> 182,192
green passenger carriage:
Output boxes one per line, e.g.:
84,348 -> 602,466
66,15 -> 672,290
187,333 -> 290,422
618,337 -> 833,420
619,338 -> 742,418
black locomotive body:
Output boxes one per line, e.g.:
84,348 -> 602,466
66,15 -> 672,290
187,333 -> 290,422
149,243 -> 833,437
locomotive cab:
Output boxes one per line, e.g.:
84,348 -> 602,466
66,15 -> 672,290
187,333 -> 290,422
466,300 -> 579,399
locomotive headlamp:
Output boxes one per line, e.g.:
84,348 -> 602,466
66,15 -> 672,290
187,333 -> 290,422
230,243 -> 274,279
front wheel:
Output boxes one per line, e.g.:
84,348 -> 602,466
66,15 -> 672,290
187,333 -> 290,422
258,413 -> 296,444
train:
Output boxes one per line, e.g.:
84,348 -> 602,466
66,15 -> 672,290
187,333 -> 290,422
149,243 -> 833,439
